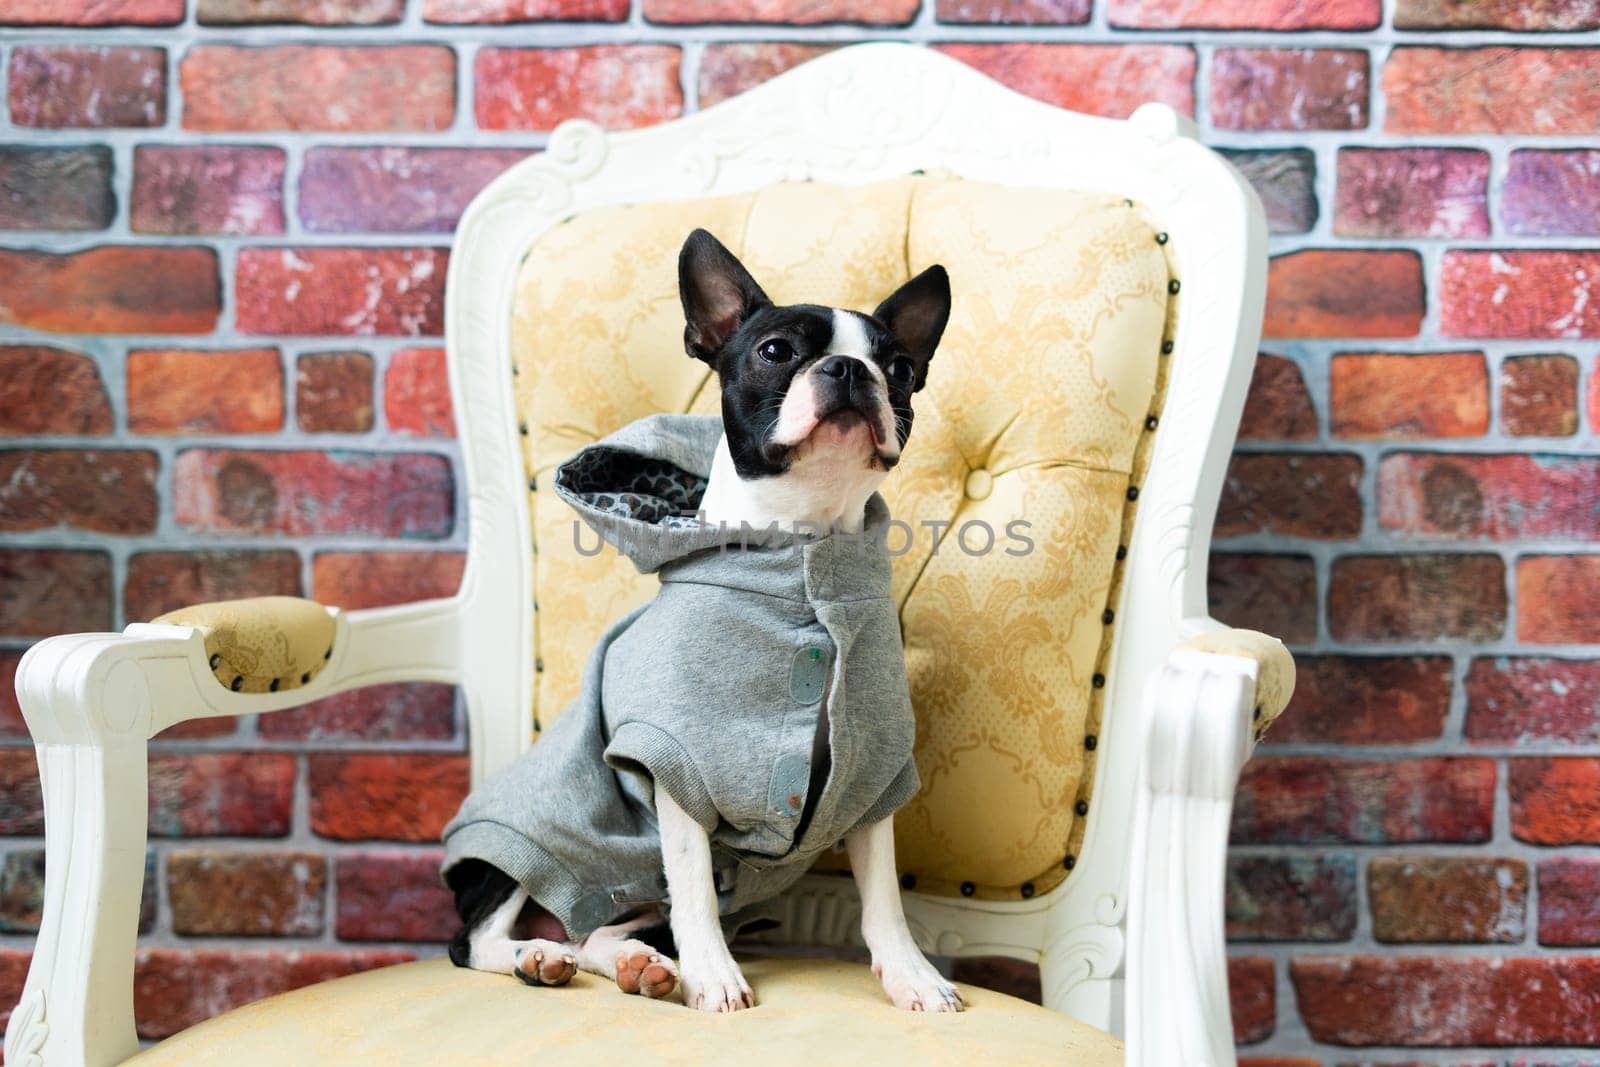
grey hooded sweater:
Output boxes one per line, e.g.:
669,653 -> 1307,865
441,414 -> 920,940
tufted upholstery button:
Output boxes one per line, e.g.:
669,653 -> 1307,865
964,468 -> 993,501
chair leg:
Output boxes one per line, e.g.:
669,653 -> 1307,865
1124,649 -> 1258,1067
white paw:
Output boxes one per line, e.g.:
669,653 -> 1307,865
679,949 -> 754,1012
874,955 -> 964,1013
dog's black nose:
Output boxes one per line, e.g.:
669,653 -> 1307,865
816,356 -> 858,382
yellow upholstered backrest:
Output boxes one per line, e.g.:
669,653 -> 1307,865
511,175 -> 1174,901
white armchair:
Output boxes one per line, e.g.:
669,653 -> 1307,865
8,43 -> 1290,1067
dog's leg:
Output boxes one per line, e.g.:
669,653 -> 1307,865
573,911 -> 679,998
460,884 -> 579,987
657,790 -> 754,1011
846,816 -> 963,1012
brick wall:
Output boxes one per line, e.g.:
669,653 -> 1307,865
1,1 -> 1598,1061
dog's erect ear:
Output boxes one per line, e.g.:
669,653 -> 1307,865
872,265 -> 951,390
679,229 -> 771,365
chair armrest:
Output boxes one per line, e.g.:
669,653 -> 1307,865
1124,644 -> 1264,1067
6,595 -> 461,1067
1173,624 -> 1295,739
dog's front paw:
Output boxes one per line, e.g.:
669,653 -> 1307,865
873,955 -> 964,1013
679,951 -> 754,1012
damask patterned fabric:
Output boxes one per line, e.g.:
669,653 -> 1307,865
513,175 -> 1178,901
153,595 -> 336,695
126,957 -> 1124,1065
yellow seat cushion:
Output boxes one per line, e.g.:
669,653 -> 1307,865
152,595 -> 335,695
514,174 -> 1176,901
126,957 -> 1123,1066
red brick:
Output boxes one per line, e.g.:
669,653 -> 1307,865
125,550 -> 302,623
1220,150 -> 1318,236
1500,354 -> 1579,436
0,146 -> 114,230
644,0 -> 916,22
937,44 -> 1195,119
425,0 -> 626,18
0,246 -> 219,334
1518,555 -> 1600,644
1211,49 -> 1368,131
1229,957 -> 1275,1045
1328,554 -> 1505,643
1217,452 -> 1362,540
1385,48 -> 1600,135
1272,656 -> 1452,746
0,649 -> 24,738
128,348 -> 284,435
1238,354 -> 1316,441
131,145 -> 286,236
1512,758 -> 1600,845
1442,251 -> 1600,340
0,849 -> 46,933
0,346 -> 112,435
1207,553 -> 1317,647
299,147 -> 527,234
1226,854 -> 1357,942
174,449 -> 453,539
0,949 -> 29,1038
385,348 -> 454,437
148,753 -> 296,837
1467,657 -> 1600,745
0,450 -> 158,536
0,750 -> 43,834
134,948 -> 411,1039
1379,453 -> 1600,541
8,46 -> 165,127
1232,757 -> 1496,845
1538,858 -> 1600,946
182,45 -> 455,132
1369,857 -> 1526,944
1110,0 -> 1377,27
1397,0 -> 1600,28
1264,251 -> 1424,339
336,851 -> 456,941
312,551 -> 465,609
2,0 -> 182,23
698,43 -> 834,108
168,850 -> 326,936
950,956 -> 1039,1003
296,351 -> 374,433
235,247 -> 447,337
309,753 -> 470,841
1334,148 -> 1489,239
475,46 -> 682,131
1592,356 -> 1600,433
1504,150 -> 1600,238
935,0 -> 1089,23
1330,352 -> 1487,439
0,549 -> 112,636
1297,956 -> 1600,1046
198,0 -> 403,21
258,683 -> 457,743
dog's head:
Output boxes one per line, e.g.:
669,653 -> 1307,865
679,228 -> 950,483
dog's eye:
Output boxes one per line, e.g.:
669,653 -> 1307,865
757,339 -> 795,364
886,357 -> 915,384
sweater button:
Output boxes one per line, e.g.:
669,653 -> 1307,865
964,469 -> 993,501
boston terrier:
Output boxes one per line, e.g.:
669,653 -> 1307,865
443,229 -> 961,1014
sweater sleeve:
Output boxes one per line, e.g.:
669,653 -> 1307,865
604,720 -> 722,834
853,754 -> 921,830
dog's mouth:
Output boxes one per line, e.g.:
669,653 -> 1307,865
810,404 -> 898,468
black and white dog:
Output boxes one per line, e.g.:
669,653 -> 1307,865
446,229 -> 961,1014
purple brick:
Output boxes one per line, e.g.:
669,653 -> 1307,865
1220,149 -> 1317,235
131,146 -> 286,236
1504,149 -> 1600,238
1336,148 -> 1490,239
1211,49 -> 1368,132
8,46 -> 166,128
298,147 -> 529,234
0,146 -> 114,231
